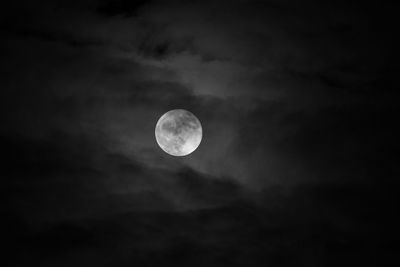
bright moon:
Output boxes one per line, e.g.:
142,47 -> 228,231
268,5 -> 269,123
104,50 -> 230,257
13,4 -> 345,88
155,109 -> 202,156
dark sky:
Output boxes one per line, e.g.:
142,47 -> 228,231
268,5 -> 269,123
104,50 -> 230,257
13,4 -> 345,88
1,0 -> 398,266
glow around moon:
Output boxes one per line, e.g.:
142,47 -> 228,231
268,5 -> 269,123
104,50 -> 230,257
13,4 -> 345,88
155,109 -> 202,156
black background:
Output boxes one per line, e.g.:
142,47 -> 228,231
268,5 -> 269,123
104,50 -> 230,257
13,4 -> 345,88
1,0 -> 399,266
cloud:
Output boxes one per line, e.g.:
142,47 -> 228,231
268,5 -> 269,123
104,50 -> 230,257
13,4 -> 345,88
2,1 -> 398,265
6,177 -> 398,266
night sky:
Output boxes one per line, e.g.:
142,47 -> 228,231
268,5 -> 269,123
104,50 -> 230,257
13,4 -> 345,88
1,1 -> 399,266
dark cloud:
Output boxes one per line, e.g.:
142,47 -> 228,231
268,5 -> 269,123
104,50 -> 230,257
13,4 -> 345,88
96,0 -> 152,16
2,0 -> 398,266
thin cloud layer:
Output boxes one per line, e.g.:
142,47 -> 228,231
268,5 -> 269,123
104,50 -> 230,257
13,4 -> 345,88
2,0 -> 398,266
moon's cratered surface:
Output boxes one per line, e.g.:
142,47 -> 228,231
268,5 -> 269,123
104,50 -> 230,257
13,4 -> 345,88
155,109 -> 202,156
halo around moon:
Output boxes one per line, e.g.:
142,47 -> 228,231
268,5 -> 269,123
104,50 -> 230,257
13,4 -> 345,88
155,109 -> 202,156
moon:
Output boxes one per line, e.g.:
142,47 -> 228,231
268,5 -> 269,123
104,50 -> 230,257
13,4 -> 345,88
155,109 -> 202,156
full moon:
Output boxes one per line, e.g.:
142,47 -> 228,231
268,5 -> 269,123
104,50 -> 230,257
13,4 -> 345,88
155,109 -> 202,156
